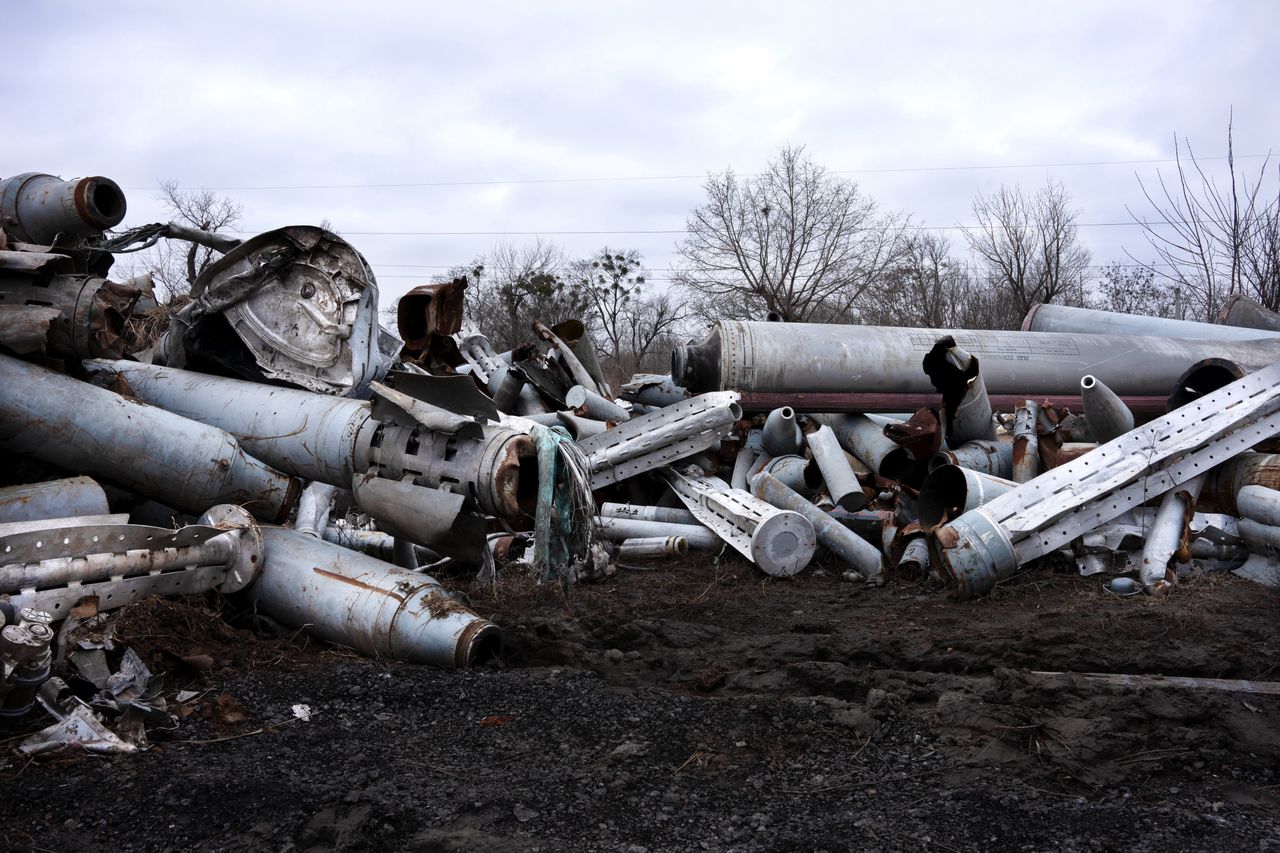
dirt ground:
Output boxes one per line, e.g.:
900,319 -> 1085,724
2,555 -> 1279,852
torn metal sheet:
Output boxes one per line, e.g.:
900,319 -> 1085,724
154,225 -> 398,397
577,391 -> 741,490
922,336 -> 996,445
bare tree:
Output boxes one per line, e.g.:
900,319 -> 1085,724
858,233 -> 971,328
564,248 -> 687,379
963,181 -> 1091,319
460,240 -> 589,351
124,181 -> 243,303
675,145 -> 906,323
1127,118 -> 1280,320
1089,263 -> 1178,319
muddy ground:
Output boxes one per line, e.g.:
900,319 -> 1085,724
2,556 -> 1279,852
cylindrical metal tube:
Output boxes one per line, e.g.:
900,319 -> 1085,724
1237,485 -> 1280,528
1219,294 -> 1280,332
595,516 -> 721,551
1023,302 -> 1280,341
599,502 -> 699,526
1011,400 -> 1040,483
805,425 -> 867,511
293,482 -> 337,537
1139,473 -> 1206,594
730,445 -> 757,491
1201,453 -> 1280,515
812,413 -> 913,480
617,536 -> 689,559
752,472 -> 883,583
1080,374 -> 1134,442
87,359 -> 369,486
0,355 -> 297,522
0,173 -> 126,242
555,411 -> 609,440
1238,518 -> 1280,554
565,385 -> 630,423
930,439 -> 1013,479
0,477 -> 109,524
492,366 -> 528,413
757,455 -> 820,499
917,465 -> 1018,532
247,527 -> 501,668
762,407 -> 803,456
898,536 -> 931,579
675,320 -> 1280,397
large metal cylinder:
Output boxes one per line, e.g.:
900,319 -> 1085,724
247,527 -> 501,668
752,472 -> 882,582
1219,294 -> 1280,332
917,465 -> 1017,532
0,173 -> 126,243
596,516 -> 721,551
0,477 -> 109,523
674,320 -> 1280,398
0,354 -> 297,522
1023,302 -> 1280,341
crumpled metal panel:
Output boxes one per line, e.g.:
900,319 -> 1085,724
186,225 -> 397,397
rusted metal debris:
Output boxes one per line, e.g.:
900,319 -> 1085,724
4,166 -> 1280,748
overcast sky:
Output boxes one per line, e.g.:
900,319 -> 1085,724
8,1 -> 1279,305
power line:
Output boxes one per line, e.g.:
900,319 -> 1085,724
231,220 -> 1216,237
127,153 -> 1273,192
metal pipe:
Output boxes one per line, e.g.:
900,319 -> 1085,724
805,425 -> 867,511
812,413 -> 913,480
617,537 -> 689,559
662,469 -> 815,576
1023,302 -> 1280,341
555,411 -> 609,439
88,360 -> 535,521
599,502 -> 699,526
917,465 -> 1017,532
674,319 -> 1280,398
565,385 -> 630,423
1080,375 -> 1134,442
1202,453 -> 1280,515
0,173 -> 126,242
1237,484 -> 1280,527
756,455 -> 820,498
0,354 -> 297,522
737,391 -> 1169,420
293,482 -> 337,537
751,472 -> 882,583
930,439 -> 1013,479
898,536 -> 931,579
1238,519 -> 1280,554
246,527 -> 501,668
595,516 -> 721,551
1011,401 -> 1040,483
762,407 -> 803,456
0,478 -> 109,524
1168,359 -> 1247,411
1139,473 -> 1206,594
1219,294 -> 1280,332
730,445 -> 757,491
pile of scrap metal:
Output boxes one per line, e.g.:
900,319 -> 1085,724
1,167 -> 560,741
662,306 -> 1280,597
